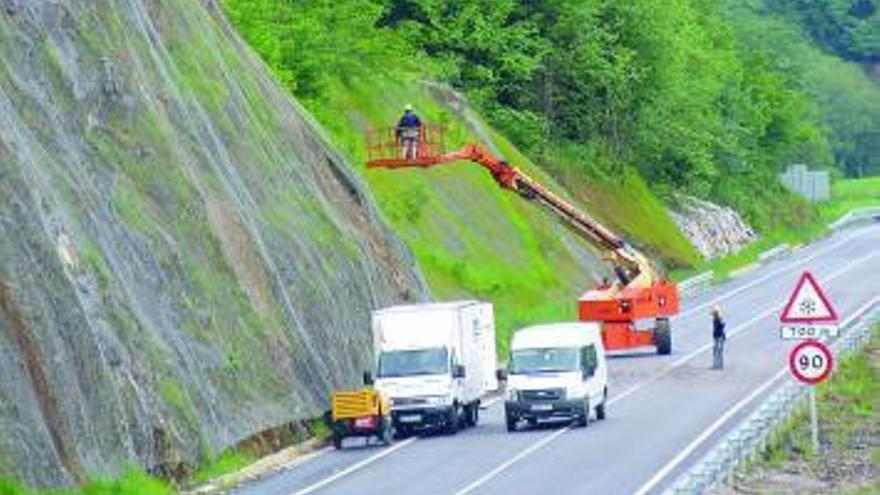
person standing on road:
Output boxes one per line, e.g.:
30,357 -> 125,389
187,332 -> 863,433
712,305 -> 726,369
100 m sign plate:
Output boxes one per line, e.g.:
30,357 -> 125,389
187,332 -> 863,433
780,325 -> 838,340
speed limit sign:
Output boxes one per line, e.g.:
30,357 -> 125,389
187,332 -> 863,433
789,340 -> 833,385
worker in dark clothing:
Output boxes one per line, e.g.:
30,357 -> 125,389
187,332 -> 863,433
711,305 -> 726,370
396,104 -> 421,159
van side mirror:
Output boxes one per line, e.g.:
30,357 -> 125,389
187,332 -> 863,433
363,370 -> 374,386
452,364 -> 466,379
583,365 -> 596,378
496,368 -> 508,382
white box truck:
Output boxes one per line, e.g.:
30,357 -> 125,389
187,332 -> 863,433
371,301 -> 497,435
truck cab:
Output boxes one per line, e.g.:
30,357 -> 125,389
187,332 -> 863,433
504,323 -> 608,431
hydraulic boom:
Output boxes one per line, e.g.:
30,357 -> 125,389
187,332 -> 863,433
366,128 -> 679,354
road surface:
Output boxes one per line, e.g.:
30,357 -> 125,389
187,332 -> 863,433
232,224 -> 880,495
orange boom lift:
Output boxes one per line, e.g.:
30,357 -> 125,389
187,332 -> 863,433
365,125 -> 679,354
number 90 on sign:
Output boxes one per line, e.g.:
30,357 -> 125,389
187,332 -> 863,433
789,341 -> 833,385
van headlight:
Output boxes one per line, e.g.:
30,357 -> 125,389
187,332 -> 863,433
565,386 -> 584,401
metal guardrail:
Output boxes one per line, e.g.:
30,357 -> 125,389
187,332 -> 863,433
662,300 -> 880,495
757,243 -> 791,263
828,207 -> 880,231
679,271 -> 713,299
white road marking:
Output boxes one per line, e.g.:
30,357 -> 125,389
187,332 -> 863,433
449,251 -> 877,495
631,368 -> 788,495
450,427 -> 571,495
290,438 -> 417,495
280,229 -> 877,495
631,293 -> 880,495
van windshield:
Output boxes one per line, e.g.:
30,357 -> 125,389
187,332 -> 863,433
510,348 -> 579,374
378,348 -> 449,378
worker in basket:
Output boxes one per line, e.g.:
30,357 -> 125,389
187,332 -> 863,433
396,104 -> 422,159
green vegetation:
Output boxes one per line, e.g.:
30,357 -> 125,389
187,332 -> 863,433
0,470 -> 170,495
723,0 -> 880,177
191,450 -> 256,485
769,0 -> 879,64
819,176 -> 880,222
221,0 -> 879,350
740,328 -> 879,494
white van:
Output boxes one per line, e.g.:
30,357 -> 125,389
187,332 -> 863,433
503,323 -> 608,431
372,301 -> 497,435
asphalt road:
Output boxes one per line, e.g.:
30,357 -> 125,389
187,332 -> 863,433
232,224 -> 880,495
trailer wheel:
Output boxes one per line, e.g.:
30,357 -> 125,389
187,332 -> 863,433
655,318 -> 672,355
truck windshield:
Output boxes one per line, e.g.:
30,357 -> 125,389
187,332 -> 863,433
510,348 -> 579,374
378,348 -> 449,378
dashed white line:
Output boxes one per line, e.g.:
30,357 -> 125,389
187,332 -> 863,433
290,438 -> 417,495
449,251 -> 877,495
632,293 -> 880,495
283,229 -> 876,495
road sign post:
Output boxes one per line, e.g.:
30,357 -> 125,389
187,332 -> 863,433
789,340 -> 833,455
779,271 -> 839,455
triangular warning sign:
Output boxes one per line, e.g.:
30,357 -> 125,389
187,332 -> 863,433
780,271 -> 838,323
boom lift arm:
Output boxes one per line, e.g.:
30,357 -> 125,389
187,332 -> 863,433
366,126 -> 678,355
368,143 -> 657,289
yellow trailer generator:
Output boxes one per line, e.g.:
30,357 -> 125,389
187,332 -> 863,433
330,388 -> 393,449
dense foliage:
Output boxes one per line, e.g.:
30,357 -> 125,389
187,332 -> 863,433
724,0 -> 880,177
769,0 -> 880,63
222,0 -> 864,234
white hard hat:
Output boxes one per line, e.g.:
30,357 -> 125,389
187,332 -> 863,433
405,103 -> 413,111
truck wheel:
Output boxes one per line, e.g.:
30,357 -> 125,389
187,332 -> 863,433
465,403 -> 479,427
655,318 -> 672,355
574,399 -> 590,428
505,412 -> 518,432
595,390 -> 607,421
332,432 -> 343,450
446,405 -> 460,435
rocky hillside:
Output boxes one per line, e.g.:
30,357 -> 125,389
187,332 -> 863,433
0,0 -> 424,488
670,197 -> 758,259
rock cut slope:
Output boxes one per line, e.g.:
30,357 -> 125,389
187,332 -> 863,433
0,0 -> 424,488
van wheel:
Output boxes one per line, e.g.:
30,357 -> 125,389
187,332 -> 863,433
574,399 -> 590,428
394,426 -> 411,439
465,403 -> 479,427
656,318 -> 672,355
595,391 -> 607,421
505,412 -> 518,432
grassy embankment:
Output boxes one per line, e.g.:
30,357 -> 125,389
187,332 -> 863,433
722,327 -> 879,494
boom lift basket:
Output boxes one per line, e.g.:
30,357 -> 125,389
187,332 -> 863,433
365,124 -> 446,168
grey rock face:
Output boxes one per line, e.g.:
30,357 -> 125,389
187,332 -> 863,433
669,197 -> 758,260
0,0 -> 425,487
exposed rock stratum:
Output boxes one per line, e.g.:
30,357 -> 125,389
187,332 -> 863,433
0,0 -> 425,487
